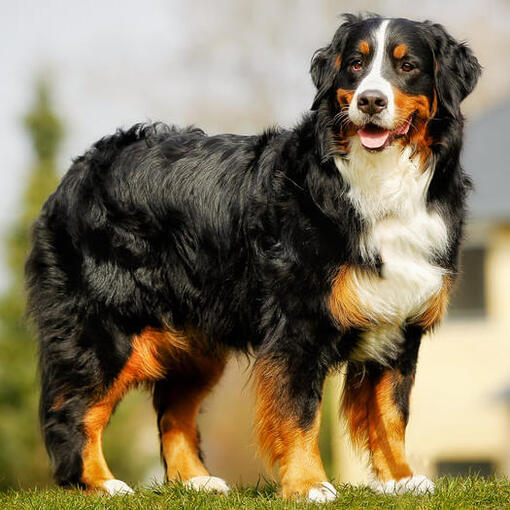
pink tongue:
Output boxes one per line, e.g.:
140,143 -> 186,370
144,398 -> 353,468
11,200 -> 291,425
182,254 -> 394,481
358,127 -> 390,149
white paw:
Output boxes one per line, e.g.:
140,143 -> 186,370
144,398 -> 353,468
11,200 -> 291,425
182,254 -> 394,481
103,479 -> 135,495
397,475 -> 435,494
185,475 -> 230,494
370,474 -> 435,495
307,481 -> 337,503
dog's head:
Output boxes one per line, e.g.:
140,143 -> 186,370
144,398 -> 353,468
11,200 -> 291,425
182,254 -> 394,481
311,15 -> 481,155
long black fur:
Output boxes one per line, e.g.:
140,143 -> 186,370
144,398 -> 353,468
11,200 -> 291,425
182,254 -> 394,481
26,14 -> 481,486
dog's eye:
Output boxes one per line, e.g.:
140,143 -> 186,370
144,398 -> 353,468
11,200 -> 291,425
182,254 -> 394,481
401,62 -> 415,72
351,59 -> 363,71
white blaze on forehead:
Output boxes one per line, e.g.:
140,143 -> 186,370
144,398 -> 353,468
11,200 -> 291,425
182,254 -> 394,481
361,20 -> 391,95
349,19 -> 395,125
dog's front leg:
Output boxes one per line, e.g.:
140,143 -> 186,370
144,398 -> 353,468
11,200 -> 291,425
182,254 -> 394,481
253,351 -> 336,502
341,326 -> 435,494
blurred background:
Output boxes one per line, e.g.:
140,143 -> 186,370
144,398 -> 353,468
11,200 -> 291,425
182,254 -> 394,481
1,0 -> 509,489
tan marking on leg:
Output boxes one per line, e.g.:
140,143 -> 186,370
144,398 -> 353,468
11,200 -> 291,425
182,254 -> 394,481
157,355 -> 227,481
328,264 -> 374,330
81,400 -> 116,488
368,372 -> 412,481
254,358 -> 327,500
415,275 -> 452,329
127,327 -> 195,380
342,368 -> 412,482
81,326 -> 194,488
341,365 -> 372,450
393,44 -> 407,59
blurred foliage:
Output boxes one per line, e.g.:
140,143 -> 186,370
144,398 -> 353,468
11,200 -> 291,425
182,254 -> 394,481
0,81 -> 62,488
318,376 -> 335,479
0,80 -> 160,489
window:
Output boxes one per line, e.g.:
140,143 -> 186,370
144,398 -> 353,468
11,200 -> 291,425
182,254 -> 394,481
447,245 -> 486,319
436,459 -> 496,477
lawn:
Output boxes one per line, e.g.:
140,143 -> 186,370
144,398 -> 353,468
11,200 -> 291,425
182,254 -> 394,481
1,477 -> 509,509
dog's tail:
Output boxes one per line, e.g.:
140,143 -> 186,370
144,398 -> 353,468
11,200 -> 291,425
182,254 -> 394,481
25,207 -> 90,484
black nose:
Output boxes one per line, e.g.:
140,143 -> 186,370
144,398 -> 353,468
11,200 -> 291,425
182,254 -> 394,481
357,90 -> 388,115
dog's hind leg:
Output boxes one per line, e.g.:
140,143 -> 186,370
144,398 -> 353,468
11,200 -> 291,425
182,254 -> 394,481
153,352 -> 229,493
254,351 -> 336,503
79,386 -> 135,495
75,327 -> 176,494
341,326 -> 435,494
41,357 -> 136,495
38,327 -> 135,494
41,326 -> 196,494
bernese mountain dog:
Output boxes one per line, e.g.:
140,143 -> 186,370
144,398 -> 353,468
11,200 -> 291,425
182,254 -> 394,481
26,14 -> 480,502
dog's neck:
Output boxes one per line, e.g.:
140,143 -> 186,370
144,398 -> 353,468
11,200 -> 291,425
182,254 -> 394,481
334,138 -> 434,223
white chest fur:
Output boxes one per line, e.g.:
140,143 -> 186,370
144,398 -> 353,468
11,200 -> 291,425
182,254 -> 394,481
334,140 -> 449,364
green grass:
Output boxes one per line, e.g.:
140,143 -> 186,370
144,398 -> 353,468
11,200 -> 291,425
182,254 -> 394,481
1,477 -> 509,510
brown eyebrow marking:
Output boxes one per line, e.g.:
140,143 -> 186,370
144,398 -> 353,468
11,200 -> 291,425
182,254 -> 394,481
334,54 -> 342,69
359,40 -> 370,55
393,44 -> 408,59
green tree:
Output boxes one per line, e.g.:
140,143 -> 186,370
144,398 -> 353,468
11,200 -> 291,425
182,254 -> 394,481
0,81 -> 62,488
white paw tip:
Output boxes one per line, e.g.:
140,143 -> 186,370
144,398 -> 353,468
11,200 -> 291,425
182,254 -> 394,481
103,479 -> 135,495
307,481 -> 337,503
185,475 -> 230,494
370,474 -> 435,495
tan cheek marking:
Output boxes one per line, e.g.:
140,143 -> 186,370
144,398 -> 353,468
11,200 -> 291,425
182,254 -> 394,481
336,88 -> 354,109
335,89 -> 357,152
393,86 -> 434,165
393,87 -> 431,121
328,264 -> 374,330
359,40 -> 370,55
393,44 -> 407,60
334,53 -> 342,69
415,275 -> 452,329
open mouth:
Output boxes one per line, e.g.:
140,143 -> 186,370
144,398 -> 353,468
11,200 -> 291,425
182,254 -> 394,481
357,115 -> 413,150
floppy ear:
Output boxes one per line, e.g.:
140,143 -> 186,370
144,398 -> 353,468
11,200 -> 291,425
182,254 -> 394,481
310,46 -> 335,111
425,22 -> 481,119
310,15 -> 359,111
